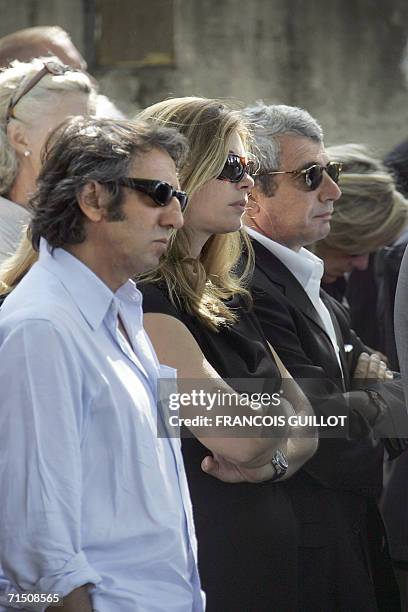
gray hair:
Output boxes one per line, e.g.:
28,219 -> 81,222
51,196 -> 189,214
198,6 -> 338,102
243,102 -> 324,196
0,56 -> 96,195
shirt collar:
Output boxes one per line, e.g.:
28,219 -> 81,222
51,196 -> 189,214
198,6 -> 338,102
38,239 -> 142,331
246,226 -> 324,287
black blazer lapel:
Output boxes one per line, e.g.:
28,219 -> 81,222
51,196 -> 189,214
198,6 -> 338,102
320,292 -> 350,389
253,239 -> 326,331
252,239 -> 346,386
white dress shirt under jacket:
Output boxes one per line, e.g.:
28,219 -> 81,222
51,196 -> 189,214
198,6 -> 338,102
0,241 -> 204,612
247,227 -> 344,375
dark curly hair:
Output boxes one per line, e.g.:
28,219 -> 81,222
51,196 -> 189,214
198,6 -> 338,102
29,116 -> 188,251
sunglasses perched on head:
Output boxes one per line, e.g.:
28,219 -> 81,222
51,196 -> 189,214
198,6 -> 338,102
260,161 -> 342,191
117,178 -> 188,212
218,153 -> 260,183
6,61 -> 74,123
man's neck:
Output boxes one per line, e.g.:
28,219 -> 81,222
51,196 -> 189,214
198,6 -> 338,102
63,243 -> 128,293
246,224 -> 302,253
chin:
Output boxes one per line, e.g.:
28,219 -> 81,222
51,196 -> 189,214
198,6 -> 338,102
222,219 -> 243,234
134,256 -> 161,277
318,222 -> 331,239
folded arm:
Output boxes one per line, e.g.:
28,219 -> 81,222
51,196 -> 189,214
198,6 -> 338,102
144,313 -> 317,480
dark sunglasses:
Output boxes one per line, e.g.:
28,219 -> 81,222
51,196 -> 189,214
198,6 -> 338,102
218,153 -> 260,183
6,61 -> 73,123
118,178 -> 188,212
261,161 -> 342,191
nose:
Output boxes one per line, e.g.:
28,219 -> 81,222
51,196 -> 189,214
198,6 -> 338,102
160,197 -> 184,230
319,171 -> 342,202
351,254 -> 370,271
238,172 -> 255,192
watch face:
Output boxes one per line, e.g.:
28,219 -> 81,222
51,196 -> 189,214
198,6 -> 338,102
275,449 -> 288,470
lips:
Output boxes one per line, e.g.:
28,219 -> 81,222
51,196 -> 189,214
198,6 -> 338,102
229,200 -> 247,210
315,213 -> 332,219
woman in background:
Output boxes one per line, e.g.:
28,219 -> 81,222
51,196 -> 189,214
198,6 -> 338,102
313,143 -> 408,360
0,56 -> 96,266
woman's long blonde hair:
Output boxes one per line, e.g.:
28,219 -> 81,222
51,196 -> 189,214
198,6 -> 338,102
0,232 -> 35,294
137,97 -> 254,331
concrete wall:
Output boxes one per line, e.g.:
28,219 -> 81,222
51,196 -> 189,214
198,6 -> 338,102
1,0 -> 408,154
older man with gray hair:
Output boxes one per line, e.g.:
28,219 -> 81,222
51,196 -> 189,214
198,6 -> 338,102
243,103 -> 406,611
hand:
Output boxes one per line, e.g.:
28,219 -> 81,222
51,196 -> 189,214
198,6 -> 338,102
366,347 -> 389,365
352,352 -> 393,386
201,453 -> 274,483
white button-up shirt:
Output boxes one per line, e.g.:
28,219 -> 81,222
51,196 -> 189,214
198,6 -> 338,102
0,241 -> 204,612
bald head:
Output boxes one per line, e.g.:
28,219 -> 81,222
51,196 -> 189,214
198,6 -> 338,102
0,26 -> 87,70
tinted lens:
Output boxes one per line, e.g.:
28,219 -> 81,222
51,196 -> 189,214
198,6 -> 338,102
304,165 -> 324,190
326,162 -> 341,184
304,162 -> 341,190
153,182 -> 173,205
153,183 -> 188,211
219,155 -> 245,182
176,192 -> 188,212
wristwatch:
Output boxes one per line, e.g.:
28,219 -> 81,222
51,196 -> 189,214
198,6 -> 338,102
270,449 -> 288,481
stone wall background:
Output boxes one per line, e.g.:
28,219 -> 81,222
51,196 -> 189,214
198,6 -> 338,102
1,0 -> 408,154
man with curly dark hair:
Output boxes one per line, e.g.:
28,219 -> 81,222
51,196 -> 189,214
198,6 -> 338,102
0,116 -> 207,612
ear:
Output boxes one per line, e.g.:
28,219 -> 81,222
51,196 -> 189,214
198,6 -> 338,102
6,121 -> 30,157
77,181 -> 109,223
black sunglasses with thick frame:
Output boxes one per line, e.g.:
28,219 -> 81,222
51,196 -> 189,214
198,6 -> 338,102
116,178 -> 189,212
259,161 -> 342,191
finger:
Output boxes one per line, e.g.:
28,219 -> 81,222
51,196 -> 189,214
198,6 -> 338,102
385,369 -> 394,380
376,351 -> 389,365
377,361 -> 387,381
201,455 -> 217,474
353,352 -> 370,378
201,456 -> 234,482
366,354 -> 381,379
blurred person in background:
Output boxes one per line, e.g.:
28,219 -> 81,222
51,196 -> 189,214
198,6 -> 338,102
0,57 -> 96,265
0,26 -> 125,120
0,26 -> 87,70
314,144 -> 408,363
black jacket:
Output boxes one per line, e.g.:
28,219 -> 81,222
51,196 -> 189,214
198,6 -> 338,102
249,239 -> 402,611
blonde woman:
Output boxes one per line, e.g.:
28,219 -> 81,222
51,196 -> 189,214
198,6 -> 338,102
138,97 -> 317,611
314,143 -> 408,288
0,57 -> 96,266
313,144 -> 408,358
